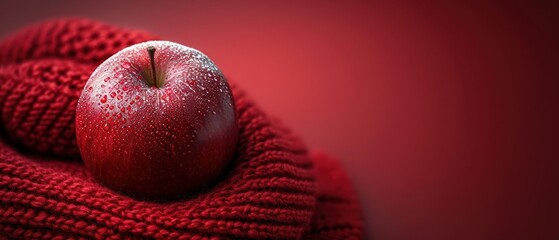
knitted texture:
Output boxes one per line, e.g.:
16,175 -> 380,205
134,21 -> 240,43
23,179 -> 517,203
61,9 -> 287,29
0,19 -> 363,239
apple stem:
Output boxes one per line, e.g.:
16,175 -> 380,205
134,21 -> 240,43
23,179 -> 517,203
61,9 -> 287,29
147,46 -> 158,88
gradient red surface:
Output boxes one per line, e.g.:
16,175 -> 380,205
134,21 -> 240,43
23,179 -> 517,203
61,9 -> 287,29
1,1 -> 557,239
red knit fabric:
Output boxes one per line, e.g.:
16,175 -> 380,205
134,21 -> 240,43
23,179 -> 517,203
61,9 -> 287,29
0,19 -> 363,239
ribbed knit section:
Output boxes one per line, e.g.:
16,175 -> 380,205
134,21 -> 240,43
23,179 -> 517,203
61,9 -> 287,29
0,19 -> 363,239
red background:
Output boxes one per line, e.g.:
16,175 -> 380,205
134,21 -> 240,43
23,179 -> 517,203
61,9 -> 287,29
1,1 -> 557,239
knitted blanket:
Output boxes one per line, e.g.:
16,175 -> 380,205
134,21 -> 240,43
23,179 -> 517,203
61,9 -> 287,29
0,19 -> 363,239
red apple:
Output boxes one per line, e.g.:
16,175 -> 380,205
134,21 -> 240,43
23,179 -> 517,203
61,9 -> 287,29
75,41 -> 238,200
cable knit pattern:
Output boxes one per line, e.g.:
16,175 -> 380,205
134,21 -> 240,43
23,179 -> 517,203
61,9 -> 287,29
0,18 -> 363,239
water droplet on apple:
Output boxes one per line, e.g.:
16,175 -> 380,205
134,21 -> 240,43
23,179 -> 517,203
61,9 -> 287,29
110,92 -> 117,98
121,62 -> 131,69
162,94 -> 171,103
100,95 -> 107,103
109,105 -> 115,110
114,72 -> 123,78
117,95 -> 123,100
101,84 -> 105,88
103,123 -> 110,131
104,77 -> 110,82
188,80 -> 197,85
87,86 -> 93,91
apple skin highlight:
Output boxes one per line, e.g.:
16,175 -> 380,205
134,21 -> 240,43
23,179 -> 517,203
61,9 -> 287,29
76,41 -> 238,200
